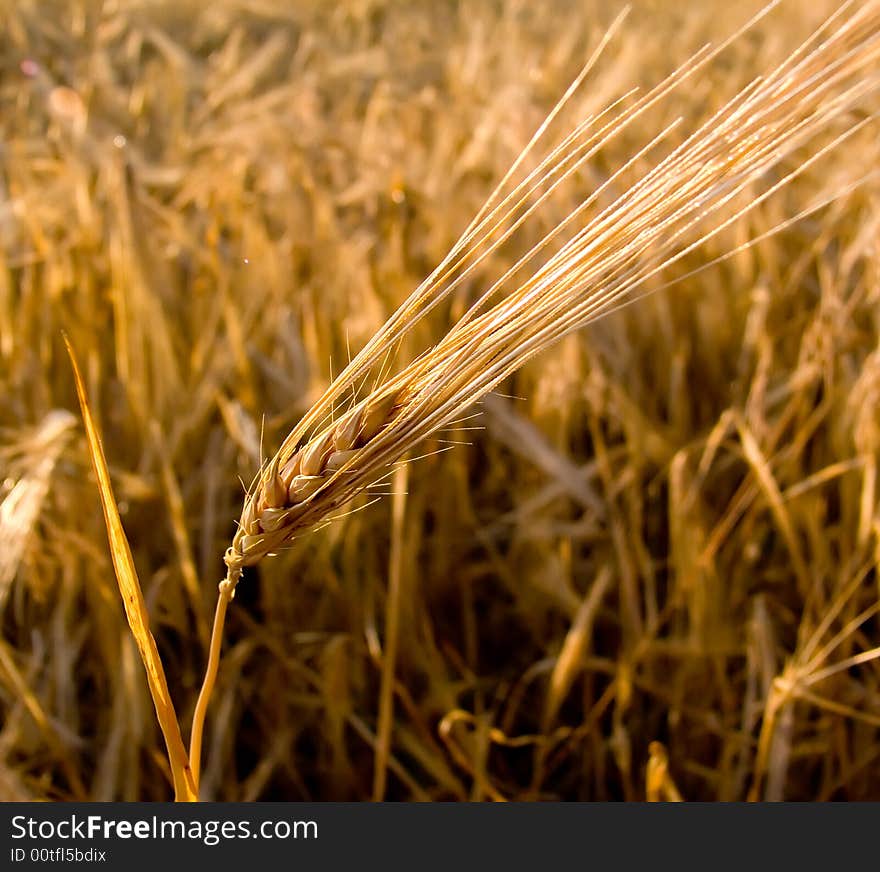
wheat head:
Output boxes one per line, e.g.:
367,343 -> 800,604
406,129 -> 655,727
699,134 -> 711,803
224,0 -> 880,582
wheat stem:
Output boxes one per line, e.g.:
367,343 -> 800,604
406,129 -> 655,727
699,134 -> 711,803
189,565 -> 240,794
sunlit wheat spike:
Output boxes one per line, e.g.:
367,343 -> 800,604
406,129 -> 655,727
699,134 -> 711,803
225,0 -> 880,577
0,410 -> 77,609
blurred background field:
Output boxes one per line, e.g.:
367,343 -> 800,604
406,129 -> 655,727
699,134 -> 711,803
2,0 -> 880,800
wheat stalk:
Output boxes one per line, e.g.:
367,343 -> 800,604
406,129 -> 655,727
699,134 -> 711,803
188,0 -> 880,793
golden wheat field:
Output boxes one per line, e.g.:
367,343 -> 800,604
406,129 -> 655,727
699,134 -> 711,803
2,0 -> 880,802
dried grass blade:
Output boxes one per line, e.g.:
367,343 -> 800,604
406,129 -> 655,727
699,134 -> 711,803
64,335 -> 197,802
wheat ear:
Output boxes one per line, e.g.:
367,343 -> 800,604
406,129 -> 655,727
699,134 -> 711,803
226,1 -> 880,577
